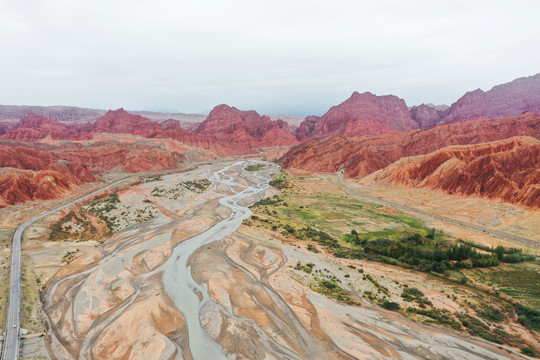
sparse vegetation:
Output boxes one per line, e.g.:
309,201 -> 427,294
0,255 -> 9,332
516,304 -> 540,331
294,261 -> 315,274
152,179 -> 211,199
142,175 -> 162,183
20,255 -> 46,333
269,173 -> 289,189
246,164 -> 268,172
62,249 -> 80,264
407,308 -> 462,331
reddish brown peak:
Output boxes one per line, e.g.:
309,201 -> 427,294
161,118 -> 183,131
410,104 -> 442,129
2,113 -> 91,142
346,91 -> 404,104
274,119 -> 290,130
196,104 -> 244,134
0,122 -> 15,135
295,115 -> 320,140
195,104 -> 297,146
440,73 -> 540,125
311,91 -> 418,138
93,108 -> 162,134
17,113 -> 66,129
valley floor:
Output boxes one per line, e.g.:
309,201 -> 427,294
5,159 -> 539,359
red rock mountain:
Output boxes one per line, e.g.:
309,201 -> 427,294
297,92 -> 419,140
295,116 -> 320,141
281,113 -> 540,178
2,109 -> 251,157
297,74 -> 540,139
361,137 -> 540,209
282,136 -> 388,177
0,141 -> 189,207
2,113 -> 92,141
0,122 -> 15,135
160,118 -> 183,131
409,104 -> 443,129
92,108 -> 163,137
0,170 -> 81,207
412,73 -> 540,127
196,105 -> 298,147
0,145 -> 94,181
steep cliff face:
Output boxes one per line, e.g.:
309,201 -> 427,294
410,104 -> 443,129
295,116 -> 320,140
308,92 -> 418,138
196,104 -> 298,146
281,113 -> 540,177
361,137 -> 540,208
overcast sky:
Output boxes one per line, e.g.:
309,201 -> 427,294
1,0 -> 539,116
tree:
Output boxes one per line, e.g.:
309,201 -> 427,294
494,246 -> 505,261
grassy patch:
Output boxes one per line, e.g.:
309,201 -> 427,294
455,312 -> 521,345
246,164 -> 268,172
294,261 -> 315,274
467,263 -> 540,308
269,171 -> 290,190
380,301 -> 401,311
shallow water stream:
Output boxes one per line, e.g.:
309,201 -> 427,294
161,161 -> 276,359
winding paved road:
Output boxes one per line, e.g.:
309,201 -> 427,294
1,178 -> 130,360
336,173 -> 539,250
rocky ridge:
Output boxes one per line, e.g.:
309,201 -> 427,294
281,113 -> 540,177
196,104 -> 298,147
361,137 -> 540,208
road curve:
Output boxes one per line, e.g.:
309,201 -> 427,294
336,173 -> 539,250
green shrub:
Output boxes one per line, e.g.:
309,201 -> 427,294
517,304 -> 540,331
380,301 -> 401,311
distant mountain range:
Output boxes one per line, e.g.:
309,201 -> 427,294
295,73 -> 540,139
2,73 -> 539,139
1,73 -> 539,208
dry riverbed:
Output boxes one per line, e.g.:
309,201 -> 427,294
14,161 -> 539,359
